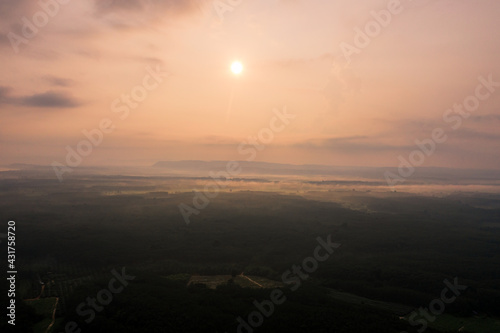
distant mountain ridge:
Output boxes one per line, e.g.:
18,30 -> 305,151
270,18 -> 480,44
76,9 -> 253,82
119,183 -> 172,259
3,161 -> 499,184
152,160 -> 500,182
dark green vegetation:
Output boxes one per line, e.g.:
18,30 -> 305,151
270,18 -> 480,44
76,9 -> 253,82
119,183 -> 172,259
1,169 -> 499,332
24,298 -> 59,333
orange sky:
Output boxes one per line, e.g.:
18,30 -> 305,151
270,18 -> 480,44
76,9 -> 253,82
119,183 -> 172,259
1,0 -> 499,169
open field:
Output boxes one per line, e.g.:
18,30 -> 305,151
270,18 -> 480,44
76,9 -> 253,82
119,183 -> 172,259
185,274 -> 284,289
326,288 -> 414,316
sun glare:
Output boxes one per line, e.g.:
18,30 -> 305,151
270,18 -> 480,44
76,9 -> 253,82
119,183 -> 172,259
231,61 -> 243,75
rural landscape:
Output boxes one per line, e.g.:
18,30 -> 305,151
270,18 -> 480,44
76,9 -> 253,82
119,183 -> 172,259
2,0 -> 500,332
1,163 -> 499,332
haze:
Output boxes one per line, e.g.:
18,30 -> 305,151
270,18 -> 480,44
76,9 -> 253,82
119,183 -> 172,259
1,0 -> 499,170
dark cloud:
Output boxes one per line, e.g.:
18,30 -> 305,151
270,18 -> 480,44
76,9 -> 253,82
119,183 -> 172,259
0,0 -> 31,20
93,0 -> 204,18
90,0 -> 206,31
0,32 -> 10,48
95,0 -> 144,12
384,117 -> 500,142
43,76 -> 75,87
454,128 -> 500,142
0,86 -> 81,109
18,91 -> 81,108
471,114 -> 500,122
0,86 -> 14,104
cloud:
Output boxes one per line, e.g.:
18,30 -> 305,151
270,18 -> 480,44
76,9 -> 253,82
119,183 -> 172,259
94,0 -> 202,13
382,117 -> 500,143
0,85 -> 81,109
200,135 -> 240,146
470,114 -> 500,122
0,0 -> 31,21
454,128 -> 500,142
94,0 -> 143,13
0,86 -> 13,103
43,76 -> 75,87
295,136 -> 414,153
18,91 -> 81,108
93,0 -> 204,26
129,56 -> 165,66
88,0 -> 205,32
0,32 -> 11,48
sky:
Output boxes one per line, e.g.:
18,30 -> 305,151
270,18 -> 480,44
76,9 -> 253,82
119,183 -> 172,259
1,0 -> 499,169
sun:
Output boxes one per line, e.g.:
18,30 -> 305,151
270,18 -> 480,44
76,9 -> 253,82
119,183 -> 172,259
231,61 -> 243,75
